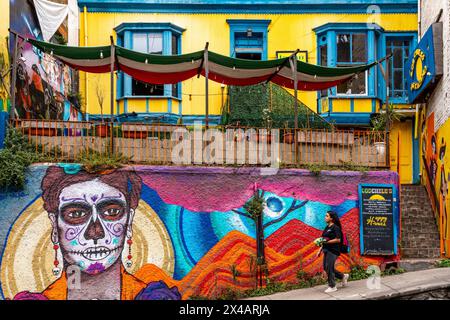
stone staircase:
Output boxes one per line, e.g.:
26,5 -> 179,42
401,185 -> 441,259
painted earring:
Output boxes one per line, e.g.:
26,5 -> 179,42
126,237 -> 133,268
52,243 -> 61,276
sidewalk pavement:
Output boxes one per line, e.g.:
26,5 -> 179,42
246,268 -> 450,300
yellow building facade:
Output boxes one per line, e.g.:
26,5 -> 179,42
78,1 -> 417,117
76,1 -> 418,183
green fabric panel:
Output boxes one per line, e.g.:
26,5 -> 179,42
28,39 -> 376,78
116,46 -> 204,64
208,51 -> 286,69
296,60 -> 377,77
28,39 -> 111,60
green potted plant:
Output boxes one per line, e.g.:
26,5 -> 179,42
257,107 -> 272,144
371,103 -> 402,155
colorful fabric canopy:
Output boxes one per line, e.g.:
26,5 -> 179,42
28,38 -> 376,91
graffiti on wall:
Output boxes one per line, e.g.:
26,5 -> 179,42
9,0 -> 81,120
421,111 -> 450,257
0,165 -> 400,300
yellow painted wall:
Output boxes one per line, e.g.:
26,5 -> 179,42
354,99 -> 374,113
331,99 -> 351,113
0,0 -> 10,112
389,119 -> 414,184
434,120 -> 450,257
79,11 -> 417,116
420,110 -> 450,257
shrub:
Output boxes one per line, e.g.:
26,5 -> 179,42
216,287 -> 244,300
349,265 -> 370,281
243,191 -> 265,220
0,128 -> 41,191
76,148 -> 129,173
382,267 -> 405,276
436,259 -> 450,268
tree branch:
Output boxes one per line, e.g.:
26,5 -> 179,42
263,199 -> 309,230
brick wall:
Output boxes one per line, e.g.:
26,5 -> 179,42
420,0 -> 450,131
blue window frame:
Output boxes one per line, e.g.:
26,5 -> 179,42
227,20 -> 270,60
115,23 -> 185,101
335,32 -> 368,96
131,32 -> 164,96
314,23 -> 383,100
386,37 -> 413,102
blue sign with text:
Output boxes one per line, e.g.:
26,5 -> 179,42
406,23 -> 443,103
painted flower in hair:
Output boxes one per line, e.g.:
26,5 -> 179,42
135,281 -> 181,300
13,291 -> 49,300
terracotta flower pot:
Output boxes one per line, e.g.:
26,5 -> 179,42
123,131 -> 148,139
95,124 -> 110,137
257,133 -> 272,144
28,128 -> 57,136
283,133 -> 295,144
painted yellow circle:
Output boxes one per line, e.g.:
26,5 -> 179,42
415,58 -> 424,83
0,199 -> 174,299
369,195 -> 386,201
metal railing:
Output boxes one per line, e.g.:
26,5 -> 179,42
10,119 -> 389,168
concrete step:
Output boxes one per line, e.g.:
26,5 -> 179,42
401,247 -> 442,259
402,224 -> 439,233
398,259 -> 441,272
400,184 -> 441,259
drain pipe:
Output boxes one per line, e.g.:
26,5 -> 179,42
83,6 -> 89,117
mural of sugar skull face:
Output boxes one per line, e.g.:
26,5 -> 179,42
41,166 -> 142,277
49,179 -> 134,275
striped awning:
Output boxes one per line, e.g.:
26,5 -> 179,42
28,38 -> 376,91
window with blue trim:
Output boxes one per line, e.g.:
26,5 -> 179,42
319,36 -> 328,98
336,33 -> 368,95
132,32 -> 164,96
115,23 -> 184,101
386,37 -> 412,101
234,31 -> 264,60
227,20 -> 270,60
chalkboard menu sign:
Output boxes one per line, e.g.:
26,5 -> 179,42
358,184 -> 398,255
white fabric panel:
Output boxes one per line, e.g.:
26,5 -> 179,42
68,0 -> 79,46
33,0 -> 69,42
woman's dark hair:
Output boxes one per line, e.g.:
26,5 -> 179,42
327,210 -> 342,230
41,166 -> 142,214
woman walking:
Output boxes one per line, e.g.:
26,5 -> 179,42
316,210 -> 349,293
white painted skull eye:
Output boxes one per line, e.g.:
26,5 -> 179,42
68,211 -> 87,219
98,201 -> 126,221
104,208 -> 121,216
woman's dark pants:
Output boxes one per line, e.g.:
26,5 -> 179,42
323,250 -> 343,288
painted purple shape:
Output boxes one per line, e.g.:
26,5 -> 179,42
86,262 -> 106,274
135,281 -> 181,300
138,166 -> 399,212
13,291 -> 49,300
